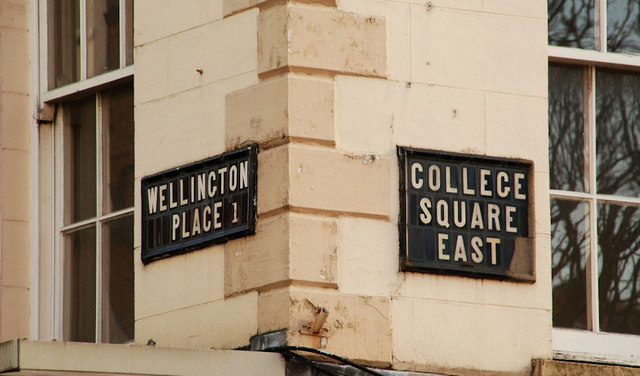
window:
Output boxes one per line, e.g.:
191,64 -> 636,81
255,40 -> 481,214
36,0 -> 134,344
548,0 -> 640,364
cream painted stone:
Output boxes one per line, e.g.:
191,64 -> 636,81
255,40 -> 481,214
135,72 -> 257,178
408,300 -> 551,373
0,0 -> 28,30
337,217 -> 397,296
0,220 -> 29,288
534,171 -> 551,236
0,28 -> 29,94
224,215 -> 288,296
337,0 -> 410,82
257,144 -> 289,215
0,286 -> 29,341
288,75 -> 335,143
484,0 -> 547,19
482,234 -> 552,311
335,76 -> 396,155
287,286 -> 392,364
135,245 -> 225,320
135,9 -> 257,105
0,92 -> 29,151
257,287 -> 290,334
135,292 -> 258,350
289,213 -> 337,285
10,340 -> 284,376
223,0 -> 337,17
411,6 -> 547,97
485,92 -> 548,168
428,0 -> 482,11
398,273 -> 484,305
258,4 -> 387,78
389,298 -> 413,365
0,149 -> 29,221
135,0 -> 223,46
393,82 -> 486,155
289,144 -> 390,217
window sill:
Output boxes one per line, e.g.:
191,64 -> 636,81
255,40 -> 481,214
553,328 -> 640,367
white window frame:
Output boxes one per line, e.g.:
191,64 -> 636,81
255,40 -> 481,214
548,2 -> 640,363
31,0 -> 134,342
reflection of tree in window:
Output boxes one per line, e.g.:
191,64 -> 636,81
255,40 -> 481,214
607,0 -> 640,53
548,0 -> 595,49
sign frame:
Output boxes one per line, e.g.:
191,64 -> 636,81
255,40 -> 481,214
141,145 -> 258,264
398,146 -> 535,282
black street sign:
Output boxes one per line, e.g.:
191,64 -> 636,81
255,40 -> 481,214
141,145 -> 257,264
398,147 -> 535,282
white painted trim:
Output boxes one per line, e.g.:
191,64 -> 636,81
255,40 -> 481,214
79,0 -> 87,80
29,0 -> 41,341
41,65 -> 134,103
553,328 -> 640,366
586,66 -> 599,331
119,0 -> 126,69
548,46 -> 640,70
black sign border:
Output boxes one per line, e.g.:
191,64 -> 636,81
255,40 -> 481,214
397,146 -> 535,282
141,145 -> 258,264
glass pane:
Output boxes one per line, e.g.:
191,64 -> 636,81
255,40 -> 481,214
548,0 -> 596,49
103,85 -> 134,213
596,69 -> 640,197
102,215 -> 134,343
48,0 -> 80,89
66,96 -> 97,223
87,0 -> 120,77
597,203 -> 640,335
551,198 -> 590,329
126,0 -> 133,65
64,226 -> 96,342
607,0 -> 640,53
549,64 -> 587,192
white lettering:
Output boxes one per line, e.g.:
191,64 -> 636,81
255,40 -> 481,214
453,235 -> 467,262
438,233 -> 450,261
470,202 -> 484,230
486,237 -> 501,265
462,167 -> 475,195
171,214 -> 180,241
229,165 -> 238,192
232,202 -> 239,223
198,173 -> 207,201
182,211 -> 190,238
208,171 -> 217,198
480,169 -> 492,197
453,200 -> 466,228
218,167 -> 228,195
496,171 -> 510,198
169,182 -> 178,209
159,184 -> 168,211
147,186 -> 158,214
239,161 -> 249,189
203,206 -> 212,232
419,197 -> 432,225
213,201 -> 223,229
179,179 -> 188,206
411,162 -> 424,189
192,208 -> 201,236
445,166 -> 458,194
436,200 -> 450,228
488,204 -> 501,231
471,236 -> 483,263
505,206 -> 517,233
428,165 -> 441,192
514,173 -> 526,200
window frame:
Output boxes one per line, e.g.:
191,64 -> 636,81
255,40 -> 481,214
33,0 -> 135,343
548,3 -> 640,363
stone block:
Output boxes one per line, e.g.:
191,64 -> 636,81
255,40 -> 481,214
135,72 -> 257,178
0,220 -> 29,288
337,217 -> 397,296
257,144 -> 289,215
258,4 -> 387,78
135,9 -> 258,105
0,0 -> 28,30
0,286 -> 29,342
337,0 -> 411,82
224,0 -> 336,18
287,286 -> 392,365
485,92 -> 548,169
224,214 -> 289,296
0,92 -> 29,151
484,0 -> 547,19
1,149 -> 29,221
134,244 -> 225,320
134,0 -> 223,46
0,28 -> 29,94
135,292 -> 258,350
257,287 -> 290,334
289,213 -> 337,285
410,6 -> 547,97
289,144 -> 391,218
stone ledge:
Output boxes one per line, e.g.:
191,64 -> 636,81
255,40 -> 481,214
533,359 -> 640,376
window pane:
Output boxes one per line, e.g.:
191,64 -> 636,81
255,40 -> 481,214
552,198 -> 590,329
549,64 -> 587,192
607,0 -> 640,53
102,215 -> 134,343
87,0 -> 120,78
548,0 -> 596,49
64,226 -> 96,342
66,96 -> 96,223
597,203 -> 640,335
103,85 -> 134,213
48,0 -> 80,89
596,69 -> 640,197
126,0 -> 133,66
